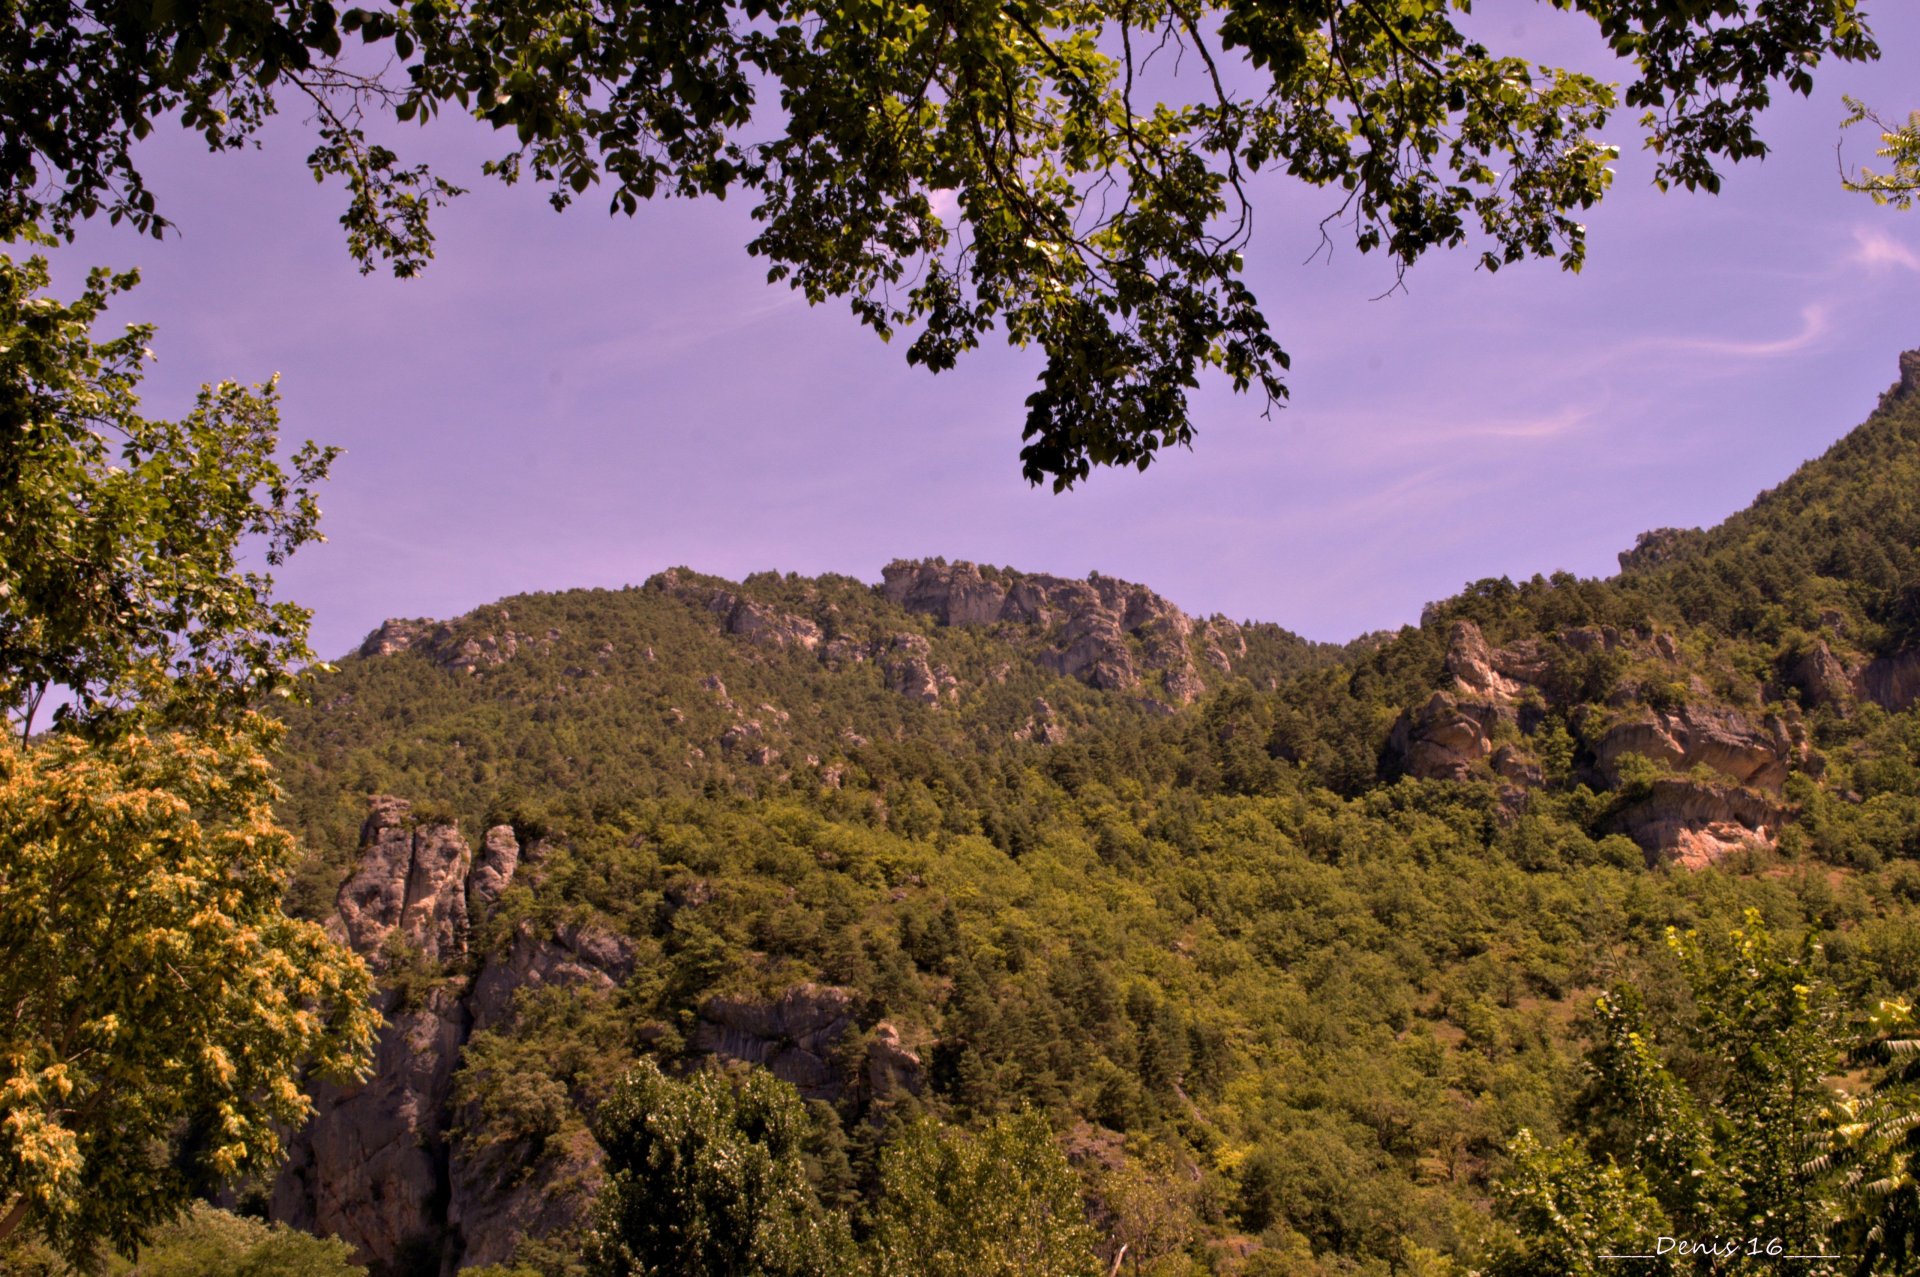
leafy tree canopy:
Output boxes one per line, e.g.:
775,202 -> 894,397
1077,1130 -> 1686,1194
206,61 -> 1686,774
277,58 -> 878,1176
0,249 -> 336,737
1843,99 -> 1920,208
866,1112 -> 1101,1277
0,716 -> 378,1269
584,1059 -> 857,1277
1488,912 -> 1847,1276
0,250 -> 374,1270
0,0 -> 1879,486
107,1202 -> 367,1277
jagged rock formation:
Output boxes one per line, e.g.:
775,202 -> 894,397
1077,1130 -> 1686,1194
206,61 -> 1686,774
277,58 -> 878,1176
358,611 -> 557,676
1783,640 -> 1855,712
1388,620 -> 1800,863
691,984 -> 857,1101
1389,691 -> 1502,782
881,633 -> 957,705
1859,648 -> 1920,713
278,801 -> 925,1273
1013,697 -> 1068,744
1445,620 -> 1526,702
274,800 -> 628,1276
646,569 -> 824,650
275,800 -> 482,1273
1589,705 -> 1798,791
865,1024 -> 924,1102
688,985 -> 923,1104
1769,640 -> 1920,716
879,558 -> 1229,704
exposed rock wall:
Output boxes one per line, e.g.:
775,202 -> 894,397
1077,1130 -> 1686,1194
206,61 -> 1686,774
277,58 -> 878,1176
275,800 -> 481,1272
880,558 -> 1227,704
1589,705 -> 1797,792
1607,780 -> 1786,870
274,801 -> 625,1276
1389,691 -> 1501,783
358,611 -> 555,676
1390,620 -> 1802,865
1859,649 -> 1920,713
277,801 -> 923,1274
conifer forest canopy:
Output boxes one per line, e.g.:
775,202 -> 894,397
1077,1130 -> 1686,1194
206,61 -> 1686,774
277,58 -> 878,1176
0,0 -> 1881,486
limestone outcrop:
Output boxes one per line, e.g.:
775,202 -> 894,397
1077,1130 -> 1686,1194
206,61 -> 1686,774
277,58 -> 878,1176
1390,621 -> 1804,859
274,801 -> 621,1275
1859,648 -> 1920,712
278,801 -> 912,1273
277,799 -> 484,1270
329,797 -> 471,966
1783,640 -> 1855,711
1607,780 -> 1786,869
1590,705 -> 1796,791
645,569 -> 823,651
882,633 -> 957,704
879,559 -> 1012,627
1388,692 -> 1502,782
466,825 -> 520,920
692,984 -> 858,1101
1445,621 -> 1524,702
689,984 -> 924,1105
879,559 -> 1223,703
359,618 -> 437,658
357,611 -> 554,676
1014,697 -> 1068,745
865,1023 -> 924,1102
714,592 -> 823,651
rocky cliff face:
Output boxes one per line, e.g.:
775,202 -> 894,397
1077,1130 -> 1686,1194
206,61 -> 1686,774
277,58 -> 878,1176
273,800 -> 630,1275
1389,621 -> 1802,864
1859,648 -> 1920,713
1607,780 -> 1786,870
278,802 -> 924,1274
879,558 -> 1233,705
359,610 -> 558,676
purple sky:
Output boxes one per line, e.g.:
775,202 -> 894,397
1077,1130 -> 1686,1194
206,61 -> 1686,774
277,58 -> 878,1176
44,4 -> 1920,652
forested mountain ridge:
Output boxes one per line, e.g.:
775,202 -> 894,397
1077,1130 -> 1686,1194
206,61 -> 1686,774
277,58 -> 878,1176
263,354 -> 1920,1277
276,558 -> 1342,907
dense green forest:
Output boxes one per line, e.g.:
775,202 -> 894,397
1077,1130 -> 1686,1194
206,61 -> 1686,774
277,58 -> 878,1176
105,356 -> 1907,1276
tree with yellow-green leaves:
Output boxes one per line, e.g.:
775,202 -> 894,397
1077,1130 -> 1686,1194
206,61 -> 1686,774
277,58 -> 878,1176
1843,99 -> 1920,209
0,715 -> 378,1265
0,247 -> 377,1269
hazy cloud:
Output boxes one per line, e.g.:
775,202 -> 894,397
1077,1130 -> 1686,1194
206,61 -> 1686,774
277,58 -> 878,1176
1665,304 -> 1831,359
1850,226 -> 1920,273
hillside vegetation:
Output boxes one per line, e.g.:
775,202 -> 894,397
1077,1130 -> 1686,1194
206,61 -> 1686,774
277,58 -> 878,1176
252,355 -> 1920,1276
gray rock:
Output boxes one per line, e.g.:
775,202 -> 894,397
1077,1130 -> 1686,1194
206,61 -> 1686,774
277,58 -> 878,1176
467,825 -> 521,920
277,799 -> 636,1274
1388,692 -> 1499,781
1858,648 -> 1920,712
866,1023 -> 924,1101
331,798 -> 470,970
879,558 -> 1215,698
692,984 -> 859,1101
1445,621 -> 1523,702
272,988 -> 469,1269
1785,640 -> 1853,711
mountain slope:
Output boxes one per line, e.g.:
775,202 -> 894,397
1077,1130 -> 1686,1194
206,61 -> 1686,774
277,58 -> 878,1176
266,352 -> 1920,1277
